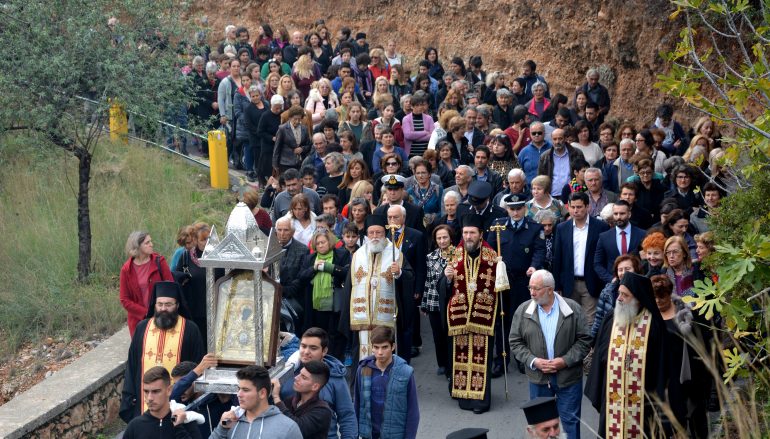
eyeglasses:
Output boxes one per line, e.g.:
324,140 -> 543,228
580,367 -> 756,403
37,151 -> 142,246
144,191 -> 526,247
637,170 -> 652,176
635,138 -> 645,142
528,285 -> 547,292
530,131 -> 543,136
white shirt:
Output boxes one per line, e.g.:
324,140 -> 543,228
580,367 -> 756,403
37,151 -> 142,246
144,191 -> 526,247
572,217 -> 590,276
292,218 -> 316,246
615,223 -> 632,255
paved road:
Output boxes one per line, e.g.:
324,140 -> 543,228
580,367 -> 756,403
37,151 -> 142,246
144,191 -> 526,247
408,314 -> 601,439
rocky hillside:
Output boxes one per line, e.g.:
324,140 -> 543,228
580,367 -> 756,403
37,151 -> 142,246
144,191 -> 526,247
192,0 -> 685,124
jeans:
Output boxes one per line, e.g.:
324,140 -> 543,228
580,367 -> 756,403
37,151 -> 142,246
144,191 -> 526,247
241,140 -> 252,173
529,376 -> 583,439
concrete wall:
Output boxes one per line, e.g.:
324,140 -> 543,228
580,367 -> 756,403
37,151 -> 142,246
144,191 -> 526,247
0,328 -> 130,439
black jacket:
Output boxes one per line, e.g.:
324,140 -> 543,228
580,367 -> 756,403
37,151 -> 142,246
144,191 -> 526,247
441,134 -> 474,165
123,410 -> 202,439
281,240 -> 310,315
276,395 -> 332,439
273,122 -> 311,169
552,218 -> 610,298
396,227 -> 426,297
456,201 -> 508,232
473,168 -> 504,197
537,144 -> 586,185
488,217 -> 546,277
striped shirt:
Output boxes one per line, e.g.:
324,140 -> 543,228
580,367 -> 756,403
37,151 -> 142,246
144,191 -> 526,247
410,113 -> 429,157
537,296 -> 560,360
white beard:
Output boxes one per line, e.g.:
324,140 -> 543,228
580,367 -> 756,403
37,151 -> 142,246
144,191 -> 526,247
614,297 -> 641,328
367,237 -> 387,254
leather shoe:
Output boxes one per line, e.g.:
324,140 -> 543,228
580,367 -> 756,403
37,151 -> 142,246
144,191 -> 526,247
490,364 -> 504,378
473,408 -> 485,414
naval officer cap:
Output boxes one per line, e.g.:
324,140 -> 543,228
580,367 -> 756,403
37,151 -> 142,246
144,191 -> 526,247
381,174 -> 407,189
503,193 -> 527,208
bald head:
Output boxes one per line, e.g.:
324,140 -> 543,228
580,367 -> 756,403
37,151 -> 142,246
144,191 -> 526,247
551,128 -> 565,145
275,217 -> 294,246
387,205 -> 406,227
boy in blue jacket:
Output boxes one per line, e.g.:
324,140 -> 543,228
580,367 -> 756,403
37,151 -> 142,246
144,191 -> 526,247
353,326 -> 419,439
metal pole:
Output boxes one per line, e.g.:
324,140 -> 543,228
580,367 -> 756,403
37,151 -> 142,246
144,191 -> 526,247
488,223 -> 509,400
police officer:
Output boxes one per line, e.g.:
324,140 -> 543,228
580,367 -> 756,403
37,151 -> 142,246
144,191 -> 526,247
456,180 -> 507,232
487,193 -> 546,376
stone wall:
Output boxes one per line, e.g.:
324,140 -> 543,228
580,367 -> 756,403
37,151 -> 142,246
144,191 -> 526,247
28,374 -> 123,439
0,328 -> 130,439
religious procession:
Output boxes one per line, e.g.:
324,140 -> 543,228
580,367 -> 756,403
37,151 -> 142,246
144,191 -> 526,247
113,15 -> 737,439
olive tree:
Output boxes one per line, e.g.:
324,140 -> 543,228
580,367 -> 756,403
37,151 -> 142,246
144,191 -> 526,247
0,0 -> 195,281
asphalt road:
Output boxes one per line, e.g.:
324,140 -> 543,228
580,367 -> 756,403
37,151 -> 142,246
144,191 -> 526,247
408,313 -> 601,439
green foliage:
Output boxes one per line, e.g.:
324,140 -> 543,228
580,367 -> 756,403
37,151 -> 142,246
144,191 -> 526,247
658,1 -> 770,404
0,136 -> 235,359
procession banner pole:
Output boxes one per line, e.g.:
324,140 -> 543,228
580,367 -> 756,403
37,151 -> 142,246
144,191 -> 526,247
386,223 -> 400,355
488,223 -> 510,401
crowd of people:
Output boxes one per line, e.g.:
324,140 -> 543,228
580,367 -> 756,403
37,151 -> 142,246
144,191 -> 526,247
118,18 -> 732,439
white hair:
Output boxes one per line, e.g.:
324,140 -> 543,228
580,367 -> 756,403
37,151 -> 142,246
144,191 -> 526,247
224,24 -> 236,38
388,204 -> 407,217
532,81 -> 548,93
532,269 -> 555,288
456,164 -> 476,178
619,138 -> 635,149
205,61 -> 218,75
444,190 -> 461,204
584,167 -> 603,178
508,168 -> 526,180
600,203 -> 615,222
586,68 -> 599,79
275,216 -> 293,229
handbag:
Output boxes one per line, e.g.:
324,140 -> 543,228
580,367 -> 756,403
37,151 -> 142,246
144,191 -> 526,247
333,286 -> 345,313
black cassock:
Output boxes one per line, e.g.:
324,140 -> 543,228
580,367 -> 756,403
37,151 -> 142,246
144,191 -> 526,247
584,314 -> 669,438
119,317 -> 205,423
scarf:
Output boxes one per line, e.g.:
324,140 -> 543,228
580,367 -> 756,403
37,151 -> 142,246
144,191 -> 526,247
312,251 -> 335,311
570,178 -> 588,194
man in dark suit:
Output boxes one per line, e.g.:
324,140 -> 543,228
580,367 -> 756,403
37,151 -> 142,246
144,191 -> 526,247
373,174 -> 426,234
387,204 -> 426,358
487,193 -> 546,376
275,216 -> 309,332
472,145 -> 504,196
552,192 -> 609,327
456,180 -> 507,233
272,106 -> 312,174
594,200 -> 646,284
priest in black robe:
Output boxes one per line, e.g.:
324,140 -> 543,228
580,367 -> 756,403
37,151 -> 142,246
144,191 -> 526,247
585,272 -> 669,438
120,281 -> 205,423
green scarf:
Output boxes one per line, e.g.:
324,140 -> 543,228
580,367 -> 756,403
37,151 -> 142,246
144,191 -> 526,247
312,251 -> 335,311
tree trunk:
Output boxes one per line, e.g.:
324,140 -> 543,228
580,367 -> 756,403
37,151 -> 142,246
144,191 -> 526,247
75,148 -> 92,282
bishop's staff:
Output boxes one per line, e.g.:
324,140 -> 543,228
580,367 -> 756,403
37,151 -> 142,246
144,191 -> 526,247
488,222 -> 510,400
386,223 -> 401,355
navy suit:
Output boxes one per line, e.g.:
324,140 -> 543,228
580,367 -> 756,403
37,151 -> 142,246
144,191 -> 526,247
374,201 -> 426,235
488,217 -> 546,368
552,218 -> 609,299
594,225 -> 647,284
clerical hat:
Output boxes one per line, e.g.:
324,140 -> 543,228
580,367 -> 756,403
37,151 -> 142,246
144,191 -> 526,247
381,174 -> 406,189
503,193 -> 527,208
461,213 -> 484,231
521,397 -> 559,425
446,428 -> 489,439
467,180 -> 492,204
364,214 -> 387,231
145,281 -> 191,319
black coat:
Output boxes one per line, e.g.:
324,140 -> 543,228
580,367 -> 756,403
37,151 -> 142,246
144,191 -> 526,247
456,201 -> 508,233
552,218 -> 610,298
276,395 -> 332,439
487,217 -> 546,277
273,123 -> 311,169
473,168 -> 504,197
280,239 -> 310,315
441,134 -> 474,165
396,227 -> 426,297
123,411 -> 202,439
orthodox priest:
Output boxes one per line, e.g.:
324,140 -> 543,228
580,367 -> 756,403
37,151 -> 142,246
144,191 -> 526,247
585,272 -> 669,438
339,214 -> 415,363
443,214 -> 500,414
120,281 -> 205,423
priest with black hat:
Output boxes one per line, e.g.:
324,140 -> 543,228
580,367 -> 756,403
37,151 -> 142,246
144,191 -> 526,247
585,272 -> 669,438
339,214 -> 416,363
522,397 -> 562,438
120,281 -> 205,423
456,180 -> 507,232
442,214 -> 501,414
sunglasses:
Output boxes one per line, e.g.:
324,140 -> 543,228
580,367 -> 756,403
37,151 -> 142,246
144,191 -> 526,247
386,161 -> 399,166
531,131 -> 543,136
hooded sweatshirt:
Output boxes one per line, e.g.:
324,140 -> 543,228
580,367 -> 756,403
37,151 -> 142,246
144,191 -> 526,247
208,405 -> 301,439
282,352 -> 358,439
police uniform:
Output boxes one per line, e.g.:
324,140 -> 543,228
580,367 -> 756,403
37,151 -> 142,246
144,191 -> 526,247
487,194 -> 546,375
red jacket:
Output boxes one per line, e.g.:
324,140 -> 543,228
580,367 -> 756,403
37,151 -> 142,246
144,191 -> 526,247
119,253 -> 172,336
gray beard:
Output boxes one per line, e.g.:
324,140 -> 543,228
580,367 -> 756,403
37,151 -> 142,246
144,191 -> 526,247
464,240 -> 479,253
614,298 -> 640,328
368,238 -> 387,254
155,311 -> 179,330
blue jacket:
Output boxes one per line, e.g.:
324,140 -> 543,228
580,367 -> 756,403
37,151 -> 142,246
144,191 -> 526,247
552,217 -> 609,298
591,280 -> 618,340
281,354 -> 358,439
354,355 -> 418,439
488,217 -> 546,277
518,141 -> 552,184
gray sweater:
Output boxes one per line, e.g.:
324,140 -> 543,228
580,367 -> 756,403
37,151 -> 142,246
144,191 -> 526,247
208,405 -> 301,439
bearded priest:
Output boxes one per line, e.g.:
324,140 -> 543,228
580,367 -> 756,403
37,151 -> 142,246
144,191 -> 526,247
339,214 -> 416,364
120,281 -> 205,423
443,214 -> 501,414
585,272 -> 670,438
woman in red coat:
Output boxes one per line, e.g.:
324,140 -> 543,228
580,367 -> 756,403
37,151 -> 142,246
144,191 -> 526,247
119,231 -> 172,336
